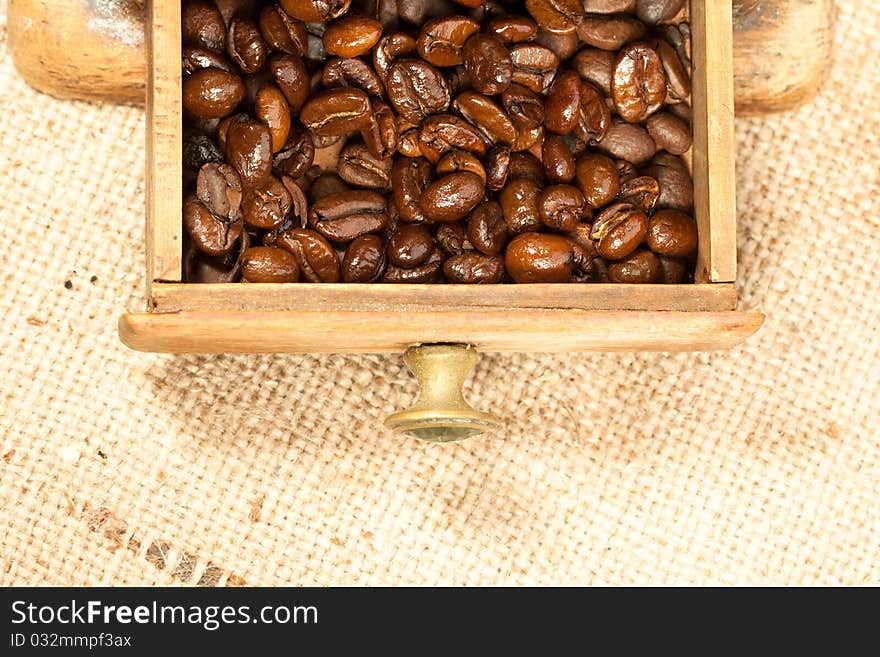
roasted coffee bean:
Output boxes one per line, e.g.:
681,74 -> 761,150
437,151 -> 487,183
420,172 -> 485,222
217,113 -> 244,151
435,221 -> 466,255
373,32 -> 417,80
279,0 -> 351,22
184,195 -> 244,256
444,253 -> 504,283
544,70 -> 580,135
525,0 -> 583,35
467,200 -> 508,255
618,175 -> 660,214
259,4 -> 308,55
642,152 -> 693,211
269,53 -> 310,111
486,15 -> 538,43
392,157 -> 433,222
538,184 -> 585,232
542,134 -> 575,182
386,59 -> 451,123
242,246 -> 301,282
397,128 -> 423,157
657,255 -> 688,283
387,224 -> 434,267
197,163 -> 243,222
575,153 -> 619,208
300,88 -> 372,137
595,119 -> 656,165
323,16 -> 383,58
254,84 -> 291,152
485,145 -> 512,191
646,111 -> 691,154
646,209 -> 697,257
505,233 -> 579,283
453,92 -> 517,145
225,117 -> 273,188
512,124 -> 545,152
242,175 -> 294,229
607,249 -> 660,283
228,15 -> 267,74
535,28 -> 579,62
182,0 -> 227,52
273,125 -> 315,177
583,0 -> 636,12
183,69 -> 246,119
499,177 -> 542,234
310,190 -> 388,241
654,38 -> 691,103
276,228 -> 341,281
322,57 -> 385,97
509,44 -> 559,94
382,254 -> 443,282
577,14 -> 647,51
508,152 -> 545,184
575,81 -> 610,144
636,0 -> 684,25
590,202 -> 647,260
416,16 -> 481,67
462,34 -> 512,95
444,65 -> 472,97
308,172 -> 350,202
342,234 -> 387,281
564,221 -> 596,253
182,46 -> 234,76
360,101 -> 398,160
501,84 -> 545,133
573,47 -> 615,95
419,114 -> 487,164
184,232 -> 248,283
338,142 -> 393,190
612,42 -> 666,123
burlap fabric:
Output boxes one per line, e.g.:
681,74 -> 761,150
1,3 -> 877,587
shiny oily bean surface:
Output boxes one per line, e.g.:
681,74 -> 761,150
225,118 -> 273,189
485,146 -> 512,191
646,111 -> 692,155
525,0 -> 583,35
228,16 -> 267,74
338,142 -> 393,190
255,84 -> 291,152
467,200 -> 509,255
618,175 -> 660,214
542,135 -> 575,182
444,253 -> 505,284
591,202 -> 648,260
182,0 -> 227,52
300,88 -> 371,137
269,53 -> 310,111
279,0 -> 351,23
575,153 -> 619,208
462,34 -> 513,95
417,16 -> 481,67
544,70 -> 581,135
342,235 -> 387,282
607,248 -> 660,283
539,184 -> 585,232
184,195 -> 243,256
276,228 -> 341,282
573,47 -> 615,94
486,16 -> 539,43
637,0 -> 685,25
183,69 -> 246,119
310,190 -> 388,242
612,42 -> 667,123
322,57 -> 386,98
387,59 -> 451,123
242,246 -> 301,282
453,92 -> 517,145
419,114 -> 487,164
323,17 -> 384,58
509,44 -> 559,94
387,224 -> 434,267
273,126 -> 314,178
259,4 -> 308,56
420,172 -> 485,222
596,120 -> 656,165
196,163 -> 242,223
646,209 -> 697,257
499,177 -> 542,234
242,175 -> 294,229
505,233 -> 577,283
577,14 -> 647,51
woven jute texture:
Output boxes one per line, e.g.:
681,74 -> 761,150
1,4 -> 877,587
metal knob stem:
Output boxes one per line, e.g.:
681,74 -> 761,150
384,344 -> 501,442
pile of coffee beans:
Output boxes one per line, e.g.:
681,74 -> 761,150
182,0 -> 696,284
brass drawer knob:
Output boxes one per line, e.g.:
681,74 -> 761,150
385,344 -> 500,442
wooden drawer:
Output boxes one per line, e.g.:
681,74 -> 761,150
120,0 -> 764,354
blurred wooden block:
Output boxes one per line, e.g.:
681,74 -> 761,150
7,0 -> 834,113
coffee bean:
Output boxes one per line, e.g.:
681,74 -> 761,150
654,38 -> 691,103
184,195 -> 244,256
595,119 -> 656,165
420,172 -> 486,222
418,114 -> 487,165
323,16 -> 384,58
575,153 -> 619,208
276,228 -> 341,282
182,46 -> 234,76
646,111 -> 691,154
485,145 -> 512,191
507,152 -> 545,184
618,175 -> 660,214
308,172 -> 350,202
539,184 -> 585,232
636,0 -> 684,25
392,157 -> 433,223
338,142 -> 393,190
524,0 -> 583,35
387,59 -> 451,123
544,70 -> 580,135
342,234 -> 387,282
486,16 -> 538,44
436,151 -> 487,183
607,249 -> 660,282
242,175 -> 294,229
197,163 -> 243,223
501,84 -> 545,135
228,15 -> 267,74
382,256 -> 444,283
509,44 -> 559,94
183,231 -> 249,283
279,0 -> 351,22
300,88 -> 372,137
577,14 -> 648,51
182,0 -> 227,53
444,252 -> 504,283
573,47 -> 615,95
462,34 -> 512,95
535,29 -> 580,63
499,177 -> 542,234
225,117 -> 273,188
646,209 -> 697,257
361,101 -> 399,160
657,255 -> 688,283
417,16 -> 481,67
269,53 -> 310,111
254,84 -> 291,152
505,233 -> 579,283
387,224 -> 434,267
435,221 -> 466,255
540,135 -> 574,183
242,246 -> 301,282
642,152 -> 693,211
259,4 -> 308,56
453,91 -> 517,145
322,57 -> 386,98
612,42 -> 666,123
373,32 -> 417,80
183,69 -> 246,119
467,200 -> 509,255
272,125 -> 315,178
583,0 -> 636,12
590,202 -> 648,260
310,190 -> 389,241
